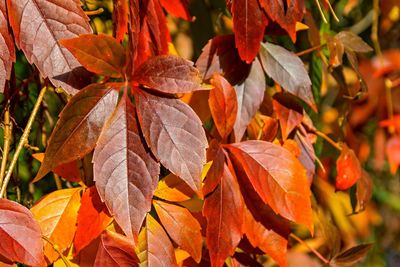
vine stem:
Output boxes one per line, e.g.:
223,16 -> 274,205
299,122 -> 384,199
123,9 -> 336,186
296,44 -> 325,57
290,233 -> 330,264
42,236 -> 71,267
315,130 -> 343,151
0,104 -> 13,189
0,86 -> 47,198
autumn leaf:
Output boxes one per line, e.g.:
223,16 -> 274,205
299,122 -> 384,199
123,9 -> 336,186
32,153 -> 80,183
209,73 -> 238,139
34,83 -> 119,182
203,147 -> 225,196
0,0 -> 15,93
135,214 -> 178,267
113,0 -> 129,42
154,173 -> 194,202
74,186 -> 113,255
154,200 -> 203,262
203,163 -> 244,267
272,94 -> 303,140
386,135 -> 400,174
335,31 -> 373,53
6,0 -> 92,94
330,244 -> 373,266
60,34 -> 126,78
336,143 -> 362,191
259,42 -> 316,111
93,94 -> 159,239
31,188 -> 81,264
227,140 -> 314,233
94,230 -> 138,267
159,0 -> 191,20
136,91 -> 207,191
0,199 -> 44,266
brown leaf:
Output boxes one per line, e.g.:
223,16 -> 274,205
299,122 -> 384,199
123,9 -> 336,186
0,0 -> 15,93
0,199 -> 44,266
94,230 -> 138,267
74,186 -> 113,255
232,0 -> 268,63
233,58 -> 265,142
154,200 -> 203,262
135,214 -> 178,267
259,42 -> 316,111
6,0 -> 92,94
203,163 -> 244,267
93,95 -> 159,239
133,55 -> 202,94
330,244 -> 373,266
60,34 -> 126,78
31,188 -> 81,264
335,143 -> 362,191
34,83 -> 119,182
209,73 -> 238,139
136,91 -> 207,191
227,140 -> 314,233
154,173 -> 195,202
335,31 -> 373,53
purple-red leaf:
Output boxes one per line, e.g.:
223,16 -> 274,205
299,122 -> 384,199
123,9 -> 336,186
0,0 -> 15,93
93,95 -> 159,239
0,199 -> 44,266
134,55 -> 202,94
136,91 -> 207,191
6,0 -> 92,94
34,83 -> 119,182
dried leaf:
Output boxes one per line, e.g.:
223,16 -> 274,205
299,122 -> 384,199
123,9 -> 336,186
34,83 -> 119,182
60,34 -> 126,78
31,188 -> 81,264
0,199 -> 44,266
136,91 -> 207,191
93,95 -> 159,239
330,244 -> 372,266
6,0 -> 92,94
0,0 -> 15,93
154,200 -> 202,262
335,31 -> 373,53
335,144 -> 362,191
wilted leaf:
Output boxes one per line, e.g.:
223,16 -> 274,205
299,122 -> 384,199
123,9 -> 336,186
135,214 -> 178,267
93,95 -> 159,239
259,42 -> 316,111
209,73 -> 238,139
232,0 -> 268,63
330,244 -> 372,266
203,163 -> 244,267
336,143 -> 362,191
386,135 -> 400,174
6,0 -> 92,94
136,91 -> 207,191
94,230 -> 138,267
154,174 -> 194,202
31,188 -> 81,264
0,199 -> 44,266
335,31 -> 373,53
0,0 -> 15,93
32,153 -> 80,183
159,0 -> 191,20
227,140 -> 313,233
34,83 -> 119,182
60,34 -> 126,78
74,186 -> 113,255
113,0 -> 129,42
153,200 -> 202,262
233,58 -> 265,142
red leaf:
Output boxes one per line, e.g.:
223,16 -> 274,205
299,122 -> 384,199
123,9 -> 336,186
203,163 -> 244,267
259,42 -> 316,111
232,0 -> 268,63
335,144 -> 362,191
160,0 -> 192,20
209,73 -> 238,139
386,135 -> 400,174
34,83 -> 119,182
74,186 -> 113,255
94,230 -> 138,267
93,94 -> 159,239
227,140 -> 314,233
0,0 -> 15,93
0,199 -> 44,266
113,0 -> 129,42
133,55 -> 202,94
60,34 -> 126,78
154,200 -> 203,262
272,95 -> 303,140
6,0 -> 92,94
233,58 -> 265,142
136,91 -> 207,191
203,147 -> 225,196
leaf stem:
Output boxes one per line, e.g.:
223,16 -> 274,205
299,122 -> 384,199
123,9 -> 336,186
0,86 -> 47,198
41,236 -> 71,267
296,44 -> 326,57
290,233 -> 330,264
315,130 -> 343,151
0,104 -> 12,189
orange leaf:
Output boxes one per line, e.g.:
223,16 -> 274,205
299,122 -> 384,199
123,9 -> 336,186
159,0 -> 191,20
154,174 -> 194,202
153,200 -> 203,262
31,188 -> 81,264
335,144 -> 362,191
32,153 -> 80,183
272,95 -> 303,140
386,135 -> 400,174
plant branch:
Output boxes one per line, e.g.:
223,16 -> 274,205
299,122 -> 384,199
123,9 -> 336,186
315,130 -> 343,151
42,236 -> 71,267
0,86 -> 47,198
296,44 -> 326,57
290,233 -> 330,264
371,0 -> 382,59
0,104 -> 12,189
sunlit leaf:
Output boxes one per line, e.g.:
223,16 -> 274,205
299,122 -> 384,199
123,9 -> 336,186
154,174 -> 194,202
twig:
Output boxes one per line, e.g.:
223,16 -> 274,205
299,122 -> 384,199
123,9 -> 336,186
290,233 -> 330,264
0,104 -> 12,189
84,8 -> 104,16
296,44 -> 326,57
371,0 -> 382,60
42,236 -> 71,267
315,130 -> 343,151
0,86 -> 47,198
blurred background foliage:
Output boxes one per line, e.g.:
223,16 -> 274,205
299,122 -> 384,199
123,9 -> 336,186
0,0 -> 399,266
